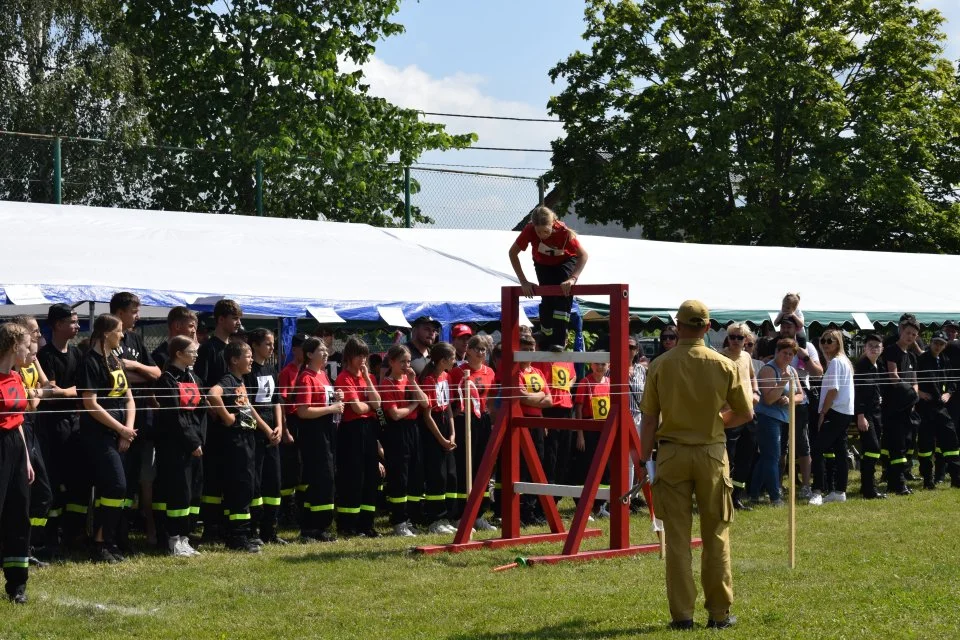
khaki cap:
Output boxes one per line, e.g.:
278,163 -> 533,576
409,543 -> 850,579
677,300 -> 710,328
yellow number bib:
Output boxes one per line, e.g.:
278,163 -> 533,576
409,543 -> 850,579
591,395 -> 610,420
523,372 -> 545,394
551,364 -> 572,392
19,364 -> 39,390
109,369 -> 129,397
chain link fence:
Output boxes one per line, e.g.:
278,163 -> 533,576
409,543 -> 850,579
0,131 -> 542,229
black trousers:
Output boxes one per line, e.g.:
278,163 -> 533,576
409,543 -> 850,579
280,416 -> 300,498
812,409 -> 851,493
534,259 -> 576,349
81,426 -> 127,546
859,409 -> 883,497
383,419 -> 421,526
221,429 -> 256,540
725,422 -> 755,496
254,431 -> 282,537
0,427 -> 30,594
46,415 -> 82,542
520,427 -> 546,520
199,425 -> 225,534
882,405 -> 919,492
336,418 -> 380,534
154,440 -> 195,537
24,419 -> 52,549
543,407 -> 574,486
570,430 -> 605,512
420,415 -> 456,523
917,403 -> 960,484
299,418 -> 337,534
451,412 -> 492,521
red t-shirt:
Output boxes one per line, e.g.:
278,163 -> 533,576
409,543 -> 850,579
534,361 -> 576,409
0,370 -> 27,430
514,221 -> 582,266
336,370 -> 374,422
574,374 -> 611,420
279,361 -> 300,415
379,375 -> 419,421
421,371 -> 452,415
294,367 -> 333,412
517,366 -> 550,417
449,363 -> 496,416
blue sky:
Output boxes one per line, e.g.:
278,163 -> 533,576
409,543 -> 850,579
364,0 -> 960,177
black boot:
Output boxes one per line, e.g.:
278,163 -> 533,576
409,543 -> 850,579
934,453 -> 946,484
732,488 -> 752,511
860,459 -> 886,499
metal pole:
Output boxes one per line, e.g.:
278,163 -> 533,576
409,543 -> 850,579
538,178 -> 545,206
255,158 -> 264,216
53,137 -> 62,204
788,371 -> 797,569
404,167 -> 412,228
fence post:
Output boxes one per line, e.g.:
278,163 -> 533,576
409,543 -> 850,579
538,178 -> 545,206
53,136 -> 62,204
404,167 -> 412,228
255,158 -> 264,216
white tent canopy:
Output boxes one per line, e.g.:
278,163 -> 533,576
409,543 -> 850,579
389,228 -> 960,324
0,201 -> 534,323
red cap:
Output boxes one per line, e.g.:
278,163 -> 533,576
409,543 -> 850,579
452,323 -> 473,338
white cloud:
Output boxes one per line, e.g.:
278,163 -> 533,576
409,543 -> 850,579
346,56 -> 563,172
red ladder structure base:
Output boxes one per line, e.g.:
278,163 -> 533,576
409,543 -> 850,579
414,283 -> 702,565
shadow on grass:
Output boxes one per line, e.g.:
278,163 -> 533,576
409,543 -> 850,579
276,547 -> 405,563
445,617 -> 663,639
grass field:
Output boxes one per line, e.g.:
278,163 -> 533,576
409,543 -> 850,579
3,485 -> 960,639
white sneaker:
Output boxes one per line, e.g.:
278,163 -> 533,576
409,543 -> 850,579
798,486 -> 813,500
393,523 -> 416,537
428,520 -> 452,535
808,492 -> 823,506
172,537 -> 193,558
180,536 -> 201,557
823,491 -> 847,503
474,517 -> 496,532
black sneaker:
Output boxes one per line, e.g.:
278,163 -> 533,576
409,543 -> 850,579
249,537 -> 265,547
93,544 -> 119,564
317,531 -> 338,543
107,545 -> 126,562
28,556 -> 49,569
668,619 -> 694,631
706,615 -> 737,629
226,537 -> 261,554
895,487 -> 913,496
263,535 -> 289,545
8,585 -> 27,605
862,491 -> 887,500
299,531 -> 319,543
361,529 -> 382,539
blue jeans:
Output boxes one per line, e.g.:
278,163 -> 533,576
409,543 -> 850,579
750,414 -> 785,502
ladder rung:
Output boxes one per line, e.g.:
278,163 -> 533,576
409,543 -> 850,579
513,482 -> 611,500
513,351 -> 610,363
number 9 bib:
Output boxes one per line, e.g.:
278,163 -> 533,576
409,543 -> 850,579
551,364 -> 572,392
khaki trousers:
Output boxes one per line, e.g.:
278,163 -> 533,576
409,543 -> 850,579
651,441 -> 734,622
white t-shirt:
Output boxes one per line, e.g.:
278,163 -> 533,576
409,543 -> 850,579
819,356 -> 854,416
790,341 -> 821,404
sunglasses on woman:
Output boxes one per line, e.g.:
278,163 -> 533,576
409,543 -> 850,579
820,338 -> 835,345
728,335 -> 745,341
745,342 -> 755,348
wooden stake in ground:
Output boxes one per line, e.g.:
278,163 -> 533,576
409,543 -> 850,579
788,370 -> 797,569
464,379 -> 473,494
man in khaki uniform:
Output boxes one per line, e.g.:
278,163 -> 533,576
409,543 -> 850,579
637,300 -> 753,631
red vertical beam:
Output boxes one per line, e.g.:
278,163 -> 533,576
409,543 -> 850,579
609,284 -> 630,549
562,410 -> 617,555
499,286 -> 521,539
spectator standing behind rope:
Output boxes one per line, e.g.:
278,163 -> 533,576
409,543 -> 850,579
0,323 -> 36,604
916,331 -> 960,489
638,301 -> 753,631
810,329 -> 855,505
881,318 -> 921,496
509,206 -> 588,351
854,335 -> 887,500
752,339 -> 803,507
778,315 -> 819,500
720,323 -> 760,511
77,314 -> 135,564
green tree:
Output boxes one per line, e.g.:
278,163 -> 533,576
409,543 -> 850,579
0,0 -> 149,203
116,0 -> 475,223
547,0 -> 960,252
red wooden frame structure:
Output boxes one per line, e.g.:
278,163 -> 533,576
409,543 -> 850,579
416,283 -> 697,564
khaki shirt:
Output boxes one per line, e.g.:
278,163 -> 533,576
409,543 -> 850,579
640,338 -> 752,445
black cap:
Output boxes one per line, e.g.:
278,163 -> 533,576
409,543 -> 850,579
291,333 -> 310,348
411,315 -> 441,329
943,320 -> 958,330
863,333 -> 882,344
47,303 -> 75,324
932,331 -> 949,343
900,314 -> 920,331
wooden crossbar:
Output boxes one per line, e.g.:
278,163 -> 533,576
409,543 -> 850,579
514,482 -> 611,500
513,351 -> 610,363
